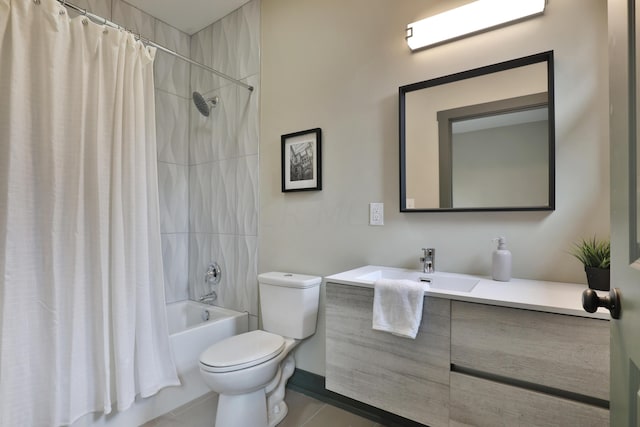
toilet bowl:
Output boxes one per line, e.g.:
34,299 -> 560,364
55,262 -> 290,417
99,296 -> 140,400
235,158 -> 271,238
200,331 -> 298,427
200,330 -> 295,394
199,272 -> 321,427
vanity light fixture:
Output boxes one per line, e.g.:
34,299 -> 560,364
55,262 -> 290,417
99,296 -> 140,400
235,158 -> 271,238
406,0 -> 547,51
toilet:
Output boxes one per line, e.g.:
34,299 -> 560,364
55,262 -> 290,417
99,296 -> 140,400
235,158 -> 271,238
199,272 -> 321,427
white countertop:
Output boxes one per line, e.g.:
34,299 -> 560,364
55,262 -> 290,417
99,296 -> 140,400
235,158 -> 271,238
324,265 -> 610,320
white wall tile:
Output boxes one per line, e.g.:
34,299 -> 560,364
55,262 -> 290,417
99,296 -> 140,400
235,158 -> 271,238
236,155 -> 258,236
234,235 -> 258,314
194,233 -> 257,315
112,0 -> 155,41
211,159 -> 237,234
212,84 -> 238,161
190,85 -> 237,164
187,1 -> 261,311
154,52 -> 190,98
211,15 -> 238,90
190,25 -> 215,95
161,233 -> 189,303
188,233 -> 208,300
67,0 -> 111,20
189,160 -> 236,235
237,74 -> 260,156
189,95 -> 215,165
158,162 -> 188,233
236,0 -> 260,80
189,163 -> 212,233
189,233 -> 235,304
154,21 -> 190,97
155,90 -> 189,165
154,19 -> 190,56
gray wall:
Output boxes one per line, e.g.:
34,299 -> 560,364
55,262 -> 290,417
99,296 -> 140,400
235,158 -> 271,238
260,0 -> 609,375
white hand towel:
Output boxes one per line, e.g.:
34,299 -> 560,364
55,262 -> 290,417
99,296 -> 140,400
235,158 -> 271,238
372,279 -> 427,339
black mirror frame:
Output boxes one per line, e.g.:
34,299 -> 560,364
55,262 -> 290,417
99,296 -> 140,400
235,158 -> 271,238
399,50 -> 555,212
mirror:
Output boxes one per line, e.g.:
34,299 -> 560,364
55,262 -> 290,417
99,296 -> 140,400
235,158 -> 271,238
400,51 -> 555,212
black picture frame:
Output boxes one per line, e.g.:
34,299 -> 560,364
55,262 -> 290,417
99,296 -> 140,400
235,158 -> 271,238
281,128 -> 322,192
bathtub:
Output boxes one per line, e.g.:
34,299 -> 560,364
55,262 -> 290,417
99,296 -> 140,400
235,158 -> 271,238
167,301 -> 249,374
71,300 -> 248,427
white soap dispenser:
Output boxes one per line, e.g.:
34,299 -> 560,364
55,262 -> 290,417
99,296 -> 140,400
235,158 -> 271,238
492,237 -> 512,282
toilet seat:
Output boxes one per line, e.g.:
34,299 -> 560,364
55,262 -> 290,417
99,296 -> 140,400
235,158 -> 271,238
200,330 -> 285,373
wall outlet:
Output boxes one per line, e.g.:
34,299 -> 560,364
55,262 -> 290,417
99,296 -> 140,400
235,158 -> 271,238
369,202 -> 384,226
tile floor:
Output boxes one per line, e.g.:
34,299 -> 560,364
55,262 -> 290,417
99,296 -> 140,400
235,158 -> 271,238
144,389 -> 384,427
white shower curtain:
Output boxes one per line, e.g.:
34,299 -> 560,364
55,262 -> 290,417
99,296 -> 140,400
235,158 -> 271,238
0,0 -> 180,425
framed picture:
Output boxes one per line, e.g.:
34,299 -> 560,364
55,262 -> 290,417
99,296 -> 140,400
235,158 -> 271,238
281,128 -> 322,192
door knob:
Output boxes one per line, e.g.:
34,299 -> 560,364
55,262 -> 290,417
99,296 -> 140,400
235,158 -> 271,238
582,288 -> 621,319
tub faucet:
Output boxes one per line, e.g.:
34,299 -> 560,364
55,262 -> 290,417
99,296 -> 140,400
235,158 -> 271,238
199,291 -> 217,304
420,248 -> 435,273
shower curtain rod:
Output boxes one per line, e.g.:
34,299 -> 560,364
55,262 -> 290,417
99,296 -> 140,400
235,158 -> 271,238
56,0 -> 254,92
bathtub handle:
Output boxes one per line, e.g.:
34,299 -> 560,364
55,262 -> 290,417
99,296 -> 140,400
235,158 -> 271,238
205,262 -> 222,285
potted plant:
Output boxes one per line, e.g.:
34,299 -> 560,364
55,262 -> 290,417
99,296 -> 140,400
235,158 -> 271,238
570,236 -> 610,291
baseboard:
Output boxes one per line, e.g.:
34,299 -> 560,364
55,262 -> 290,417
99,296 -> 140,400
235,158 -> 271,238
287,369 -> 427,427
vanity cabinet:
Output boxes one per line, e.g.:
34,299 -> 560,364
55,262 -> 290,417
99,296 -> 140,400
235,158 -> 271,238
450,301 -> 609,426
325,281 -> 611,426
325,282 -> 451,426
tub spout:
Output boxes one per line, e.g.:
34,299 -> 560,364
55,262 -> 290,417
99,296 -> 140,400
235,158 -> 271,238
198,291 -> 217,304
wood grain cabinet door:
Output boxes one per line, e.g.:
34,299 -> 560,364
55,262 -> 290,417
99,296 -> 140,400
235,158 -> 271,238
325,283 -> 451,427
451,301 -> 610,401
449,372 -> 609,427
450,302 -> 610,426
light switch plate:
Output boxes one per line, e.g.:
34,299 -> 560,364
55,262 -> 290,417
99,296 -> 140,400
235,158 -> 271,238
369,203 -> 384,226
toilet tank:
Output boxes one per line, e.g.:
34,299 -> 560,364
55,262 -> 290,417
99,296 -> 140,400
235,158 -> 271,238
258,272 -> 321,339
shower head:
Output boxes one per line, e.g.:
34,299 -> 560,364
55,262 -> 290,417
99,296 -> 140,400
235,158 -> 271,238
192,91 -> 219,117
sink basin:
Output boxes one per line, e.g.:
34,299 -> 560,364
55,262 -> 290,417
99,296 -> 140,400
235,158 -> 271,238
421,274 -> 479,293
356,269 -> 479,293
357,269 -> 424,282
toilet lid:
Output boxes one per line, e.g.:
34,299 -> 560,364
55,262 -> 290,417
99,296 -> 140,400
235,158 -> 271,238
199,330 -> 285,373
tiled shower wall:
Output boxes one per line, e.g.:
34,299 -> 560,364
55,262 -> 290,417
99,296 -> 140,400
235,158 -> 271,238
69,0 -> 260,319
189,0 -> 261,325
153,16 -> 191,304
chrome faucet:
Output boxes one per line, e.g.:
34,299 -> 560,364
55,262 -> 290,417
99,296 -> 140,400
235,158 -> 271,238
200,263 -> 221,305
420,248 -> 435,273
199,291 -> 217,304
